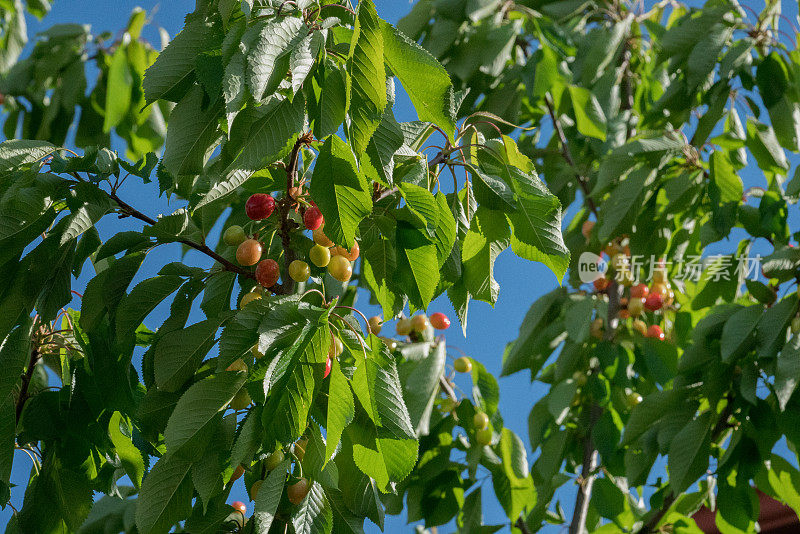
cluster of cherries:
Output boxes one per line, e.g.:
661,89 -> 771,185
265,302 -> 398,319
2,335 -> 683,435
583,232 -> 672,342
222,193 -> 356,291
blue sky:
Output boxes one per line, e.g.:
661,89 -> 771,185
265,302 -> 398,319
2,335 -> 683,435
3,0 -> 800,532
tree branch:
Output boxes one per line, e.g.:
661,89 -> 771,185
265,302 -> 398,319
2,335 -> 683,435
15,348 -> 40,424
105,189 -> 258,283
543,94 -> 599,217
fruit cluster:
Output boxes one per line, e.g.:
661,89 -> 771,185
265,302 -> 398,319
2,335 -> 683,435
591,245 -> 674,342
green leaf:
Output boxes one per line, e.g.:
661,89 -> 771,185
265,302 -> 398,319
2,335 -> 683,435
347,0 -> 386,154
0,140 -> 56,171
597,166 -> 653,242
292,481 -> 333,534
108,412 -> 145,488
162,86 -> 223,177
709,151 -> 742,236
503,167 -> 569,283
154,319 -> 220,392
311,135 -> 373,249
198,95 -> 305,208
135,456 -> 194,534
0,319 -> 31,487
143,20 -> 215,103
290,31 -> 323,93
104,45 -> 133,132
720,305 -> 762,362
380,21 -> 455,140
313,60 -> 349,139
396,221 -> 440,309
668,412 -> 712,494
567,85 -> 606,141
326,357 -> 355,462
328,489 -> 367,534
462,207 -> 510,305
164,371 -> 246,460
499,428 -> 529,480
115,275 -> 184,342
253,458 -> 290,532
361,237 -> 402,320
246,16 -> 307,100
775,336 -> 800,411
501,288 -> 565,376
399,340 -> 446,436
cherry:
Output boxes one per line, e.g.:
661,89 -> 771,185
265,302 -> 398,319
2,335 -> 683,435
236,239 -> 262,266
454,357 -> 472,373
289,260 -> 310,282
240,291 -> 262,308
329,336 -> 343,358
313,227 -> 333,247
473,412 -> 489,430
223,225 -> 247,247
632,319 -> 647,336
265,449 -> 284,471
628,297 -> 645,317
245,193 -> 275,220
581,220 -> 594,239
294,437 -> 308,461
255,259 -> 280,288
593,277 -> 610,292
396,318 -> 412,336
288,478 -> 310,505
309,244 -> 331,267
250,480 -> 263,500
618,309 -> 630,320
630,283 -> 649,299
304,206 -> 324,230
650,282 -> 669,299
231,501 -> 247,515
332,241 -> 360,261
430,312 -> 450,330
411,314 -> 429,333
475,427 -> 493,446
646,324 -> 664,340
327,255 -> 352,282
368,316 -> 382,335
572,371 -> 588,387
324,357 -> 332,378
644,293 -> 663,311
230,465 -> 244,483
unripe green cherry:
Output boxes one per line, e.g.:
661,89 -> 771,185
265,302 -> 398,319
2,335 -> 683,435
454,357 -> 472,373
329,335 -> 343,358
411,314 -> 429,333
396,318 -> 412,336
473,412 -> 489,430
289,260 -> 310,282
368,316 -> 382,335
223,225 -> 247,246
475,427 -> 493,446
327,255 -> 353,282
265,449 -> 285,471
309,244 -> 331,267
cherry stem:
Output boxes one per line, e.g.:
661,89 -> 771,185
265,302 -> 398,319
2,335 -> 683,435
333,305 -> 370,334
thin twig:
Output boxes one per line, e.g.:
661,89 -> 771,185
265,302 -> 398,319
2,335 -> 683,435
15,349 -> 40,423
543,94 -> 599,216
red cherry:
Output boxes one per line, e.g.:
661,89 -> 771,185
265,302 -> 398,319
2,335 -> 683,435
594,278 -> 610,292
245,194 -> 275,220
304,206 -> 324,230
231,501 -> 247,515
430,312 -> 450,330
630,283 -> 649,299
255,259 -> 280,288
646,325 -> 664,340
324,357 -> 332,378
644,293 -> 663,311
